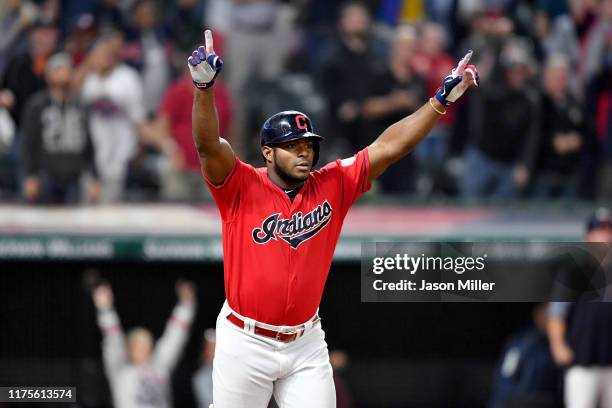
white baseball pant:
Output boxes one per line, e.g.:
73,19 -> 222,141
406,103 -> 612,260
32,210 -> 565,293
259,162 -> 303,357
565,366 -> 612,408
212,301 -> 336,408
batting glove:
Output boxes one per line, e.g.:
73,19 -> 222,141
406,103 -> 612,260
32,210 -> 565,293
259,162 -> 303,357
434,50 -> 479,107
188,30 -> 224,90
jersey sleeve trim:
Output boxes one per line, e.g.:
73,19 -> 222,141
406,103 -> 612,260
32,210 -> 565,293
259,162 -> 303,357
361,147 -> 372,193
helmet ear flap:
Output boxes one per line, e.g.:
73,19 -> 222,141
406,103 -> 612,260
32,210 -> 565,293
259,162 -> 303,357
313,141 -> 320,167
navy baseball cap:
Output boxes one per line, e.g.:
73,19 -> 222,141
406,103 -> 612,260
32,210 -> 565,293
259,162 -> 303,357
586,208 -> 612,233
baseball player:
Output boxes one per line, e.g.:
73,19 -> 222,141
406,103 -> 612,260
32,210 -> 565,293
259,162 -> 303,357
188,29 -> 479,407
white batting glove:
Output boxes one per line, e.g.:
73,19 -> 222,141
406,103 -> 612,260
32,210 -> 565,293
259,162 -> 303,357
188,30 -> 224,90
434,50 -> 479,106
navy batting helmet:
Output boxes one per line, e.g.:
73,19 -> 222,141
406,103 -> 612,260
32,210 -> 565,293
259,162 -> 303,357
260,111 -> 324,166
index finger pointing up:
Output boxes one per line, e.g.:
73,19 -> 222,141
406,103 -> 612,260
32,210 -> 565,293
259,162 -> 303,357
454,50 -> 473,76
205,30 -> 214,55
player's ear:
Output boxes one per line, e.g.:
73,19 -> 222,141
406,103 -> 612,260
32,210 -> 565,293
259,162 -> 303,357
262,146 -> 273,165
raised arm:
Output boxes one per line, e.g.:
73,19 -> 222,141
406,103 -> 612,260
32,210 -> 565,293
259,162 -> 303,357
189,30 -> 235,185
92,283 -> 128,377
367,51 -> 479,183
152,281 -> 196,374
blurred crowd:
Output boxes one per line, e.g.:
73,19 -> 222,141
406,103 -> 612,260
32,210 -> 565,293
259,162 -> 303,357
0,0 -> 611,204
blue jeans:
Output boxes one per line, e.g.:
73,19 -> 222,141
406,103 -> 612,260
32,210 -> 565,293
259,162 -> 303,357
413,125 -> 448,170
413,125 -> 449,195
461,147 -> 516,199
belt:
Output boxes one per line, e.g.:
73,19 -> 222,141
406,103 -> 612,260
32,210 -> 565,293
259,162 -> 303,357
226,312 -> 320,343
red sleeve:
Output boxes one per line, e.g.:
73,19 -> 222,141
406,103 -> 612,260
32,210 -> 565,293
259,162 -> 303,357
202,158 -> 256,222
320,148 -> 371,213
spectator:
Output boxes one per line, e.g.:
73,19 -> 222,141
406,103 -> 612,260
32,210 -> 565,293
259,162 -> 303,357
154,51 -> 232,202
424,0 -> 457,43
583,0 -> 612,84
412,22 -> 455,96
411,22 -> 456,195
37,0 -> 59,26
192,328 -> 215,408
548,208 -> 612,408
362,25 -> 426,193
532,8 -> 579,68
123,0 -> 171,117
568,0 -> 599,41
582,0 -> 612,201
0,20 -> 58,198
92,280 -> 196,408
455,13 -> 516,86
535,0 -> 569,19
523,54 -> 585,199
320,1 -> 385,153
222,0 -> 294,155
92,0 -> 127,35
591,74 -> 612,202
459,39 -> 539,200
0,21 -> 59,125
0,88 -> 17,198
20,53 -> 100,204
205,0 -> 232,33
0,92 -> 15,153
0,0 -> 38,76
76,32 -> 146,202
63,14 -> 99,67
489,303 -> 560,408
163,0 -> 205,53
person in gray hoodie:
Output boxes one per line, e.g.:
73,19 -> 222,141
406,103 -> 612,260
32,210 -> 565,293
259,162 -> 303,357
92,280 -> 196,408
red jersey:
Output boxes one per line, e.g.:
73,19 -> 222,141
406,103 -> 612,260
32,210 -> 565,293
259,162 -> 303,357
205,149 -> 372,325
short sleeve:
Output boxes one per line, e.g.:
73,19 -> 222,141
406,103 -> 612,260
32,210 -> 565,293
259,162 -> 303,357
202,158 -> 256,222
334,148 -> 372,211
548,302 -> 571,319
